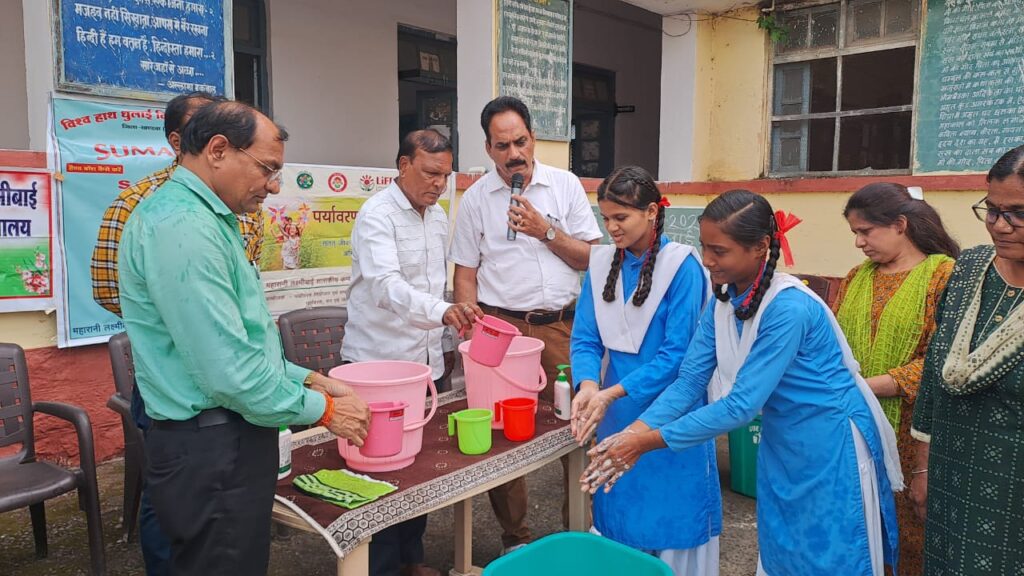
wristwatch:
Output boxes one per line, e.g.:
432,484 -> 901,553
542,226 -> 556,242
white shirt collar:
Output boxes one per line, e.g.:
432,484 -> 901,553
482,160 -> 552,193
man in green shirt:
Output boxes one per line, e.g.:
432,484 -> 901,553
119,99 -> 369,575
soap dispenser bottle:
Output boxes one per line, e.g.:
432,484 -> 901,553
553,364 -> 572,421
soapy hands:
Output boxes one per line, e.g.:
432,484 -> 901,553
580,422 -> 662,494
571,382 -> 621,445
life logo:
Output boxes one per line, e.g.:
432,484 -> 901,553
328,172 -> 348,193
359,174 -> 375,193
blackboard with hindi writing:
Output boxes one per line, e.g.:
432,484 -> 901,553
915,0 -> 1024,172
498,0 -> 573,141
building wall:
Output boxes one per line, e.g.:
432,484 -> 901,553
692,7 -> 767,181
573,0 -> 662,176
0,0 -> 29,149
266,0 -> 456,167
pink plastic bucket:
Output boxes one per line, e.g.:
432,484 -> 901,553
328,361 -> 437,472
358,401 -> 408,458
468,315 -> 522,367
459,336 -> 546,430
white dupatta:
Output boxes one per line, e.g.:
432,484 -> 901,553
708,273 -> 904,490
589,243 -> 700,354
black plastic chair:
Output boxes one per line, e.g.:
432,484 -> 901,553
278,306 -> 348,376
0,342 -> 106,575
106,332 -> 144,543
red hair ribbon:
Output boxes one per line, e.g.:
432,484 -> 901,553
773,210 -> 802,267
658,196 -> 671,208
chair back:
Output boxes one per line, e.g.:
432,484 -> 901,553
278,306 -> 348,375
108,332 -> 136,400
794,274 -> 840,307
0,343 -> 34,464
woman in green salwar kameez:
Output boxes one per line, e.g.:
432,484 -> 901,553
911,145 -> 1024,575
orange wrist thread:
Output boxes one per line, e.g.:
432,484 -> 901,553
318,392 -> 334,428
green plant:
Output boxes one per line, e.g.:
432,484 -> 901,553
757,12 -> 790,45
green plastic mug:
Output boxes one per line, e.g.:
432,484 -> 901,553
448,409 -> 493,455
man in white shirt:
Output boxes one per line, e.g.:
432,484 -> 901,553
449,96 -> 602,551
343,129 -> 481,576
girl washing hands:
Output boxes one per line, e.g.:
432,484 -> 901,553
569,166 -> 720,575
582,190 -> 903,576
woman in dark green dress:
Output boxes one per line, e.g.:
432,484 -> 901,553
912,145 -> 1024,575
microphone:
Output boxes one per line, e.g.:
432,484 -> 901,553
506,173 -> 525,241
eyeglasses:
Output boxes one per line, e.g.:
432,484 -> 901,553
235,146 -> 283,185
972,198 -> 1024,228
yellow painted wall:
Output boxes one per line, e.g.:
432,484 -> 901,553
692,7 -> 768,181
0,311 -> 58,349
644,190 -> 989,278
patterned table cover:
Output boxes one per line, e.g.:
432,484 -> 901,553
273,389 -> 574,556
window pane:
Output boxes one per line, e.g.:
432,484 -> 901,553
772,121 -> 806,172
774,59 -> 837,115
841,47 -> 914,110
849,0 -> 882,44
772,120 -> 835,173
884,0 -> 918,36
777,12 -> 809,53
808,118 -> 836,171
233,1 -> 255,46
234,53 -> 259,108
811,8 -> 838,47
838,111 -> 911,170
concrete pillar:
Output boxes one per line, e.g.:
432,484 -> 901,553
658,15 -> 698,182
22,0 -> 55,152
456,0 -> 496,172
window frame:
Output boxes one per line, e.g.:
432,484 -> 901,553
232,0 -> 271,114
764,0 -> 923,177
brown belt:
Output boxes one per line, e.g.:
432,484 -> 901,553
479,302 -> 575,326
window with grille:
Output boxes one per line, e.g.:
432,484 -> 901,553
769,0 -> 920,175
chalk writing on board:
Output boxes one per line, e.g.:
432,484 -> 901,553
916,0 -> 1024,172
57,0 -> 226,99
499,0 -> 572,141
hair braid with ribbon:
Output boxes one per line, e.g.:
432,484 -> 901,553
597,165 -> 668,306
702,190 -> 800,319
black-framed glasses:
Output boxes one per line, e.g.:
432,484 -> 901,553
972,198 -> 1024,228
235,146 -> 283,185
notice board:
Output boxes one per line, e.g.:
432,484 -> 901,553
915,0 -> 1024,172
498,0 -> 572,141
54,0 -> 230,100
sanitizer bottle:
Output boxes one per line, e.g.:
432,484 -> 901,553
278,425 -> 292,480
553,364 -> 572,421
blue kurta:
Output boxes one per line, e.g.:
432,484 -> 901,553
571,238 -> 722,551
640,285 -> 899,575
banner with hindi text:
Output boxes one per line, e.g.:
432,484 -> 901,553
0,170 -> 56,312
262,164 -> 452,316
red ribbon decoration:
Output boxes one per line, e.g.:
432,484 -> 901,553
773,210 -> 802,267
658,196 -> 671,208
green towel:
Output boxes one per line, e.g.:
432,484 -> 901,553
293,469 -> 397,509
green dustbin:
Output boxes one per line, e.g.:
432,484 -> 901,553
727,416 -> 761,498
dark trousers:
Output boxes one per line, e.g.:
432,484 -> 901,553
369,515 -> 428,576
146,414 -> 278,576
482,312 -> 574,547
132,388 -> 171,576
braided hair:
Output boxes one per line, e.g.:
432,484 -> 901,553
597,165 -> 666,307
701,189 -> 780,321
